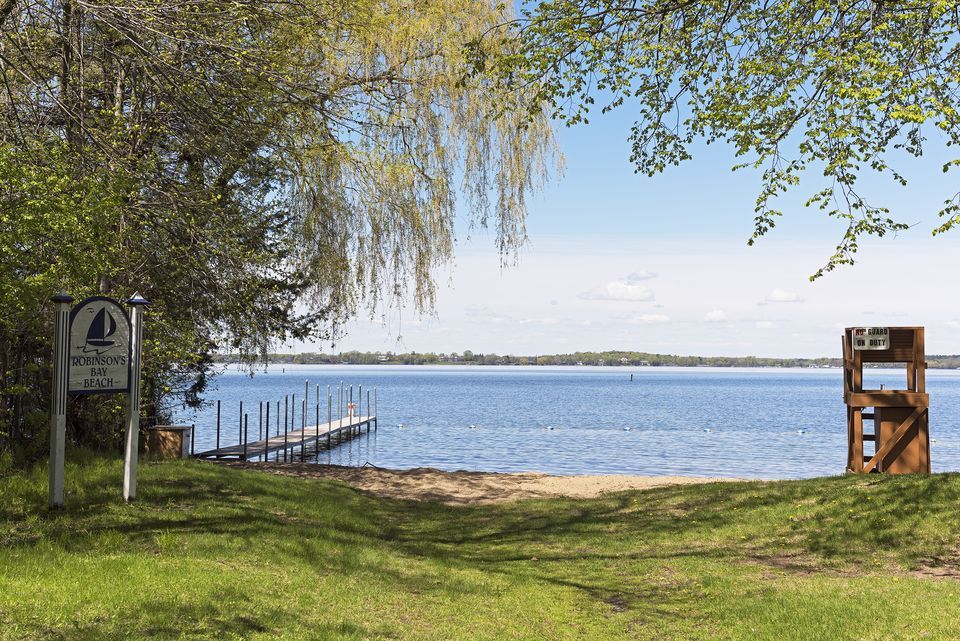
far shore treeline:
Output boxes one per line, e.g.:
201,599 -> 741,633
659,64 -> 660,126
216,351 -> 960,370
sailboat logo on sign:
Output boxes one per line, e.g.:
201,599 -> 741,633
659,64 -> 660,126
82,307 -> 118,354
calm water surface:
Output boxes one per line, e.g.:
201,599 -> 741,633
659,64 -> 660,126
173,365 -> 960,479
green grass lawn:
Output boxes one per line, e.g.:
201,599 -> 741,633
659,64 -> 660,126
3,451 -> 960,640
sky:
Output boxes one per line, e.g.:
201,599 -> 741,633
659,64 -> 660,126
304,106 -> 960,359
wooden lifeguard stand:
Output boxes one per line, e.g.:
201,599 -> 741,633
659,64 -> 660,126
843,327 -> 930,474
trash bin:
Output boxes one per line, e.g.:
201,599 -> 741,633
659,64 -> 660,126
146,425 -> 192,459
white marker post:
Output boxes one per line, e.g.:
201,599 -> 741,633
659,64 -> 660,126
49,292 -> 74,509
122,293 -> 149,501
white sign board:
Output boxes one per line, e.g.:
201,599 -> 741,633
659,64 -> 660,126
68,297 -> 131,394
852,327 -> 890,351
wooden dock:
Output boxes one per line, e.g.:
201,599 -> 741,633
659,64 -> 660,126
196,415 -> 376,460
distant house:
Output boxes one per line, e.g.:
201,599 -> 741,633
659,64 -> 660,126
377,353 -> 390,363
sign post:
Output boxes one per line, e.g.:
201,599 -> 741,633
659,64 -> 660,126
48,291 -> 147,507
122,293 -> 149,501
48,292 -> 74,509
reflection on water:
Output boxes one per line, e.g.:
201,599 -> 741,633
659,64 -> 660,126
174,365 -> 960,479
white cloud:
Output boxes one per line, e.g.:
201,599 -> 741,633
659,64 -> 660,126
755,321 -> 775,329
631,313 -> 670,324
947,320 -> 960,329
578,280 -> 655,302
704,310 -> 727,323
519,317 -> 559,326
625,269 -> 658,282
463,305 -> 510,324
765,288 -> 802,303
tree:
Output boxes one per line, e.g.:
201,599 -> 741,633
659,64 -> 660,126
472,0 -> 960,277
0,0 -> 555,456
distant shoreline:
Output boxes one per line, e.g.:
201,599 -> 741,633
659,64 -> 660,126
213,353 -> 960,369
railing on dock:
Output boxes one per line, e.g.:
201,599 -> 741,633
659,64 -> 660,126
193,382 -> 378,461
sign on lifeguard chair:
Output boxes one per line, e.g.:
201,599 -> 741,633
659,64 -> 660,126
843,327 -> 930,474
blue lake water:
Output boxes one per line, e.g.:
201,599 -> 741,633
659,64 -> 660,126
172,365 -> 960,479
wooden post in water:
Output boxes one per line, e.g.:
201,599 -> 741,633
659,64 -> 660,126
315,385 -> 320,451
216,400 -> 221,450
283,395 -> 289,462
265,402 -> 271,462
275,400 -> 280,462
243,414 -> 248,461
349,385 -> 354,433
374,388 -> 377,430
300,398 -> 306,462
367,390 -> 371,433
190,423 -> 195,457
327,388 -> 332,448
238,400 -> 243,447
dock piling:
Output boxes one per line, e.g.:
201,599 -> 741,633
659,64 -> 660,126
300,399 -> 306,462
243,414 -> 248,461
216,400 -> 221,450
284,395 -> 289,462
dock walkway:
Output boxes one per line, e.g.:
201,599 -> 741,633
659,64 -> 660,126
196,415 -> 376,460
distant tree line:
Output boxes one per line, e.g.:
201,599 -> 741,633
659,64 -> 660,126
222,351 -> 960,369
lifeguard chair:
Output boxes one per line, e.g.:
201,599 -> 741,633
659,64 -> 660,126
843,327 -> 930,474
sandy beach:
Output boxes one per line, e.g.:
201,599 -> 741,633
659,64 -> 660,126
215,461 -> 734,505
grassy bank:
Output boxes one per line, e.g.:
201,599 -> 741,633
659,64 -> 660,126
3,453 -> 960,640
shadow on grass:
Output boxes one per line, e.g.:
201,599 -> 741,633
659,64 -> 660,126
5,453 -> 960,638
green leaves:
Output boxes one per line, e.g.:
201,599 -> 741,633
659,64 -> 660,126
0,0 -> 557,450
480,0 -> 960,276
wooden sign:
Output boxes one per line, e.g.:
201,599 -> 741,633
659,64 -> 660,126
852,327 -> 889,351
50,291 -> 148,508
68,296 -> 131,394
